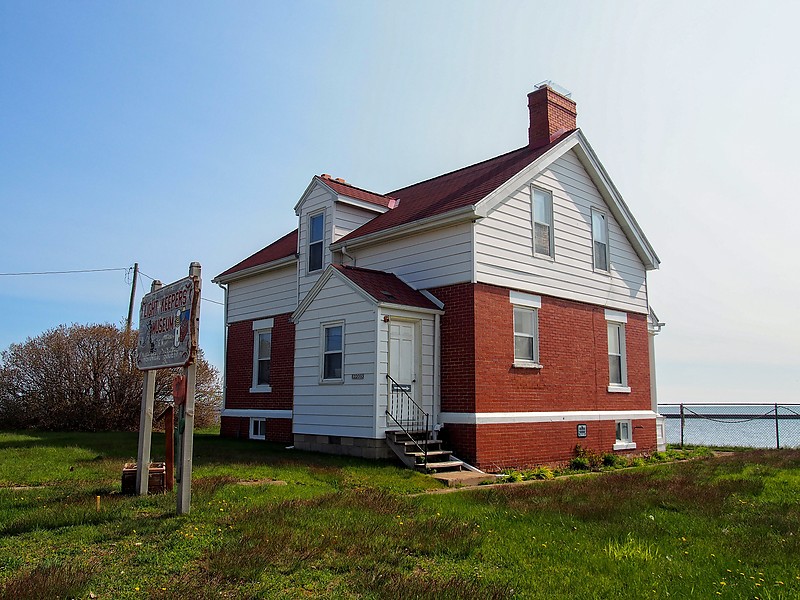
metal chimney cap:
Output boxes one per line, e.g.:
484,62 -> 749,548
534,80 -> 573,98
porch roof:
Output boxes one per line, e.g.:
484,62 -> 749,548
331,265 -> 440,311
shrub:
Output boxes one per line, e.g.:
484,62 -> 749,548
523,466 -> 555,480
570,456 -> 590,470
602,453 -> 624,468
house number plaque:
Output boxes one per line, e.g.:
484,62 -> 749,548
577,424 -> 587,438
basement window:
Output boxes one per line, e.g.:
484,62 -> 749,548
614,419 -> 636,451
250,418 -> 266,441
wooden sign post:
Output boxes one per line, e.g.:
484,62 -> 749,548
135,262 -> 201,515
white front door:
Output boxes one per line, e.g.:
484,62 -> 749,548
389,321 -> 416,395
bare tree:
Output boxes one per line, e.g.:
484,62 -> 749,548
0,323 -> 220,431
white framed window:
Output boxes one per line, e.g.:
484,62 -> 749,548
250,417 -> 266,441
614,419 -> 636,450
591,209 -> 610,272
510,291 -> 541,368
605,310 -> 629,392
321,322 -> 344,382
308,212 -> 324,272
532,186 -> 554,258
251,318 -> 273,393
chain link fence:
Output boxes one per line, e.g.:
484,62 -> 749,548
659,404 -> 800,449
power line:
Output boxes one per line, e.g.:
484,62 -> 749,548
138,270 -> 222,306
0,267 -> 129,276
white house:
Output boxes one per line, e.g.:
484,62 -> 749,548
213,84 -> 665,470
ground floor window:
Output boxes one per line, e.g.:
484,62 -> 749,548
510,291 -> 542,368
251,317 -> 274,393
250,417 -> 266,440
322,322 -> 344,381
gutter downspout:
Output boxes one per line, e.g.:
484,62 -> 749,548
341,244 -> 356,267
217,282 -> 229,418
433,312 -> 441,439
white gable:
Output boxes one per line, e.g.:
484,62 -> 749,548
474,148 -> 649,314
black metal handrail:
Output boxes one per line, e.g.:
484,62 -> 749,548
385,373 -> 430,468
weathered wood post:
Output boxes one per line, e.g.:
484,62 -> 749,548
136,279 -> 161,495
679,403 -> 685,449
177,262 -> 201,515
165,404 -> 174,491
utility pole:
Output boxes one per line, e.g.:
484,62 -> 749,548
126,263 -> 139,335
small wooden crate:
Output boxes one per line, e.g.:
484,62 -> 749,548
121,462 -> 167,495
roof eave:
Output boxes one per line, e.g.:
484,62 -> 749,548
571,131 -> 661,270
378,301 -> 444,315
331,205 -> 478,251
212,254 -> 298,285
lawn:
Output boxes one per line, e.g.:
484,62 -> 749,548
0,430 -> 798,599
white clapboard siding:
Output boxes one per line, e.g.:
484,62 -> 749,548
354,222 -> 473,289
297,184 -> 335,302
375,308 -> 436,436
333,202 -> 382,242
475,149 -> 648,313
227,264 -> 297,323
293,274 -> 379,438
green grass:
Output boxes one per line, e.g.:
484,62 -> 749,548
1,431 -> 799,599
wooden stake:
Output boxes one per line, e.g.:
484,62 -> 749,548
177,262 -> 201,515
136,279 -> 161,496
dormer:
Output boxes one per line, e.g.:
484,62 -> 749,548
294,174 -> 395,301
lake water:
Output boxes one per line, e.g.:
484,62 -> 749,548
659,404 -> 800,449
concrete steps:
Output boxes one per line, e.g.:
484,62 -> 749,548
385,431 -> 464,473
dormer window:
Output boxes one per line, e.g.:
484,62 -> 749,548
308,212 -> 324,272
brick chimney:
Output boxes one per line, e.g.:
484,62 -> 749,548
527,83 -> 577,148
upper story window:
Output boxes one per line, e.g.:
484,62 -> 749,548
308,212 -> 324,272
592,209 -> 609,272
532,186 -> 554,258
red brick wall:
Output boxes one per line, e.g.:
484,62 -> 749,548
443,418 -> 657,470
224,313 -> 295,412
220,416 -> 292,443
221,312 -> 295,442
429,283 -> 476,414
432,281 -> 656,466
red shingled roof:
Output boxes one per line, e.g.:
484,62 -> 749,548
337,131 -> 575,244
332,265 -> 440,311
319,175 -> 395,209
215,229 -> 298,280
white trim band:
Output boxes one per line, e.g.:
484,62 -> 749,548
604,309 -> 627,323
439,410 -> 658,425
253,318 -> 274,330
510,290 -> 542,308
221,409 -> 292,419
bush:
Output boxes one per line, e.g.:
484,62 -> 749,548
0,323 -> 221,431
602,453 -> 625,468
570,456 -> 590,470
523,466 -> 555,480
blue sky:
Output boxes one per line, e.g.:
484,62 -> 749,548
1,1 -> 798,405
